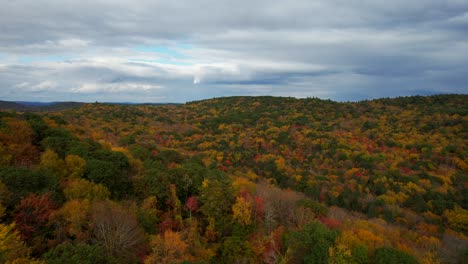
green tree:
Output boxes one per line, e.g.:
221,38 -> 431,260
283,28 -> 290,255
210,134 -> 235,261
374,247 -> 418,264
0,180 -> 11,217
44,242 -> 114,264
288,221 -> 339,264
0,167 -> 59,206
85,159 -> 131,199
220,235 -> 255,264
199,174 -> 234,231
137,196 -> 159,235
133,160 -> 169,201
41,128 -> 80,157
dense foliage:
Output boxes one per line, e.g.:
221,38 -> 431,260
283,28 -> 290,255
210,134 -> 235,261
0,94 -> 467,263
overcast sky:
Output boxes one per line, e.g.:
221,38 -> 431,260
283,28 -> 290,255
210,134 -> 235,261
0,0 -> 467,103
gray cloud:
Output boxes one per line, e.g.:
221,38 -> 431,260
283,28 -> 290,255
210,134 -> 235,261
0,0 -> 467,102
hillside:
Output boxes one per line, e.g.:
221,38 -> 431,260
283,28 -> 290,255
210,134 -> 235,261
0,94 -> 467,263
0,101 -> 84,112
0,100 -> 32,111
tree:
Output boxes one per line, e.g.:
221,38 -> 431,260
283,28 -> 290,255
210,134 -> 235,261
296,199 -> 328,218
199,175 -> 234,230
0,223 -> 32,263
329,244 -> 369,264
137,196 -> 160,235
220,235 -> 255,264
169,161 -> 205,201
145,230 -> 190,264
444,206 -> 468,234
65,155 -> 86,179
158,184 -> 183,233
133,160 -> 169,201
232,196 -> 252,226
183,218 -> 215,262
0,145 -> 12,166
44,242 -> 114,264
91,200 -> 145,262
0,204 -> 4,219
54,199 -> 91,241
374,247 -> 418,264
41,127 -> 80,157
287,221 -> 339,264
256,182 -> 306,229
0,167 -> 59,206
85,159 -> 131,198
186,196 -> 198,218
39,149 -> 66,179
168,184 -> 182,221
253,195 -> 265,224
0,180 -> 11,217
24,112 -> 49,146
63,178 -> 110,201
14,193 -> 57,253
263,226 -> 287,264
0,118 -> 38,166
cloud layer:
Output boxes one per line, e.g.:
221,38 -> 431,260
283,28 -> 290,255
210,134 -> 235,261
1,0 -> 467,102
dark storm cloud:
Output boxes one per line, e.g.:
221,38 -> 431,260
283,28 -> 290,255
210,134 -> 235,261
0,0 -> 467,102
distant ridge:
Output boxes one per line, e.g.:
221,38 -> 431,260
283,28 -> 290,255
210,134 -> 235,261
1,94 -> 465,112
101,102 -> 182,106
0,100 -> 183,112
0,101 -> 84,112
0,101 -> 30,111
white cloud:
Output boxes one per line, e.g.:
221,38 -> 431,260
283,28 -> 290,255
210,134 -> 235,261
447,12 -> 468,24
0,0 -> 466,102
72,82 -> 163,93
32,81 -> 58,91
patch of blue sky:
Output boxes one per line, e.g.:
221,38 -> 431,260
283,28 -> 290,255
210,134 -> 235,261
133,44 -> 193,59
128,58 -> 193,66
18,55 -> 73,63
19,56 -> 33,63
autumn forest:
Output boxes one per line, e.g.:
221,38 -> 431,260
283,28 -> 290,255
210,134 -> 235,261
0,94 -> 467,264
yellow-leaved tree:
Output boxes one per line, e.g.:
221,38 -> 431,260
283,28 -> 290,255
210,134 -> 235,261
55,199 -> 91,241
0,223 -> 42,263
65,155 -> 86,178
63,178 -> 110,201
444,206 -> 468,233
232,196 -> 252,226
39,149 -> 66,178
145,230 -> 190,264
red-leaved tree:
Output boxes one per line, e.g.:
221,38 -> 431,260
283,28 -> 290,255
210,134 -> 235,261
185,196 -> 198,217
14,193 -> 57,243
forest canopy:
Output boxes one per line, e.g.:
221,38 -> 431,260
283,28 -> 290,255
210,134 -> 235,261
0,94 -> 467,263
